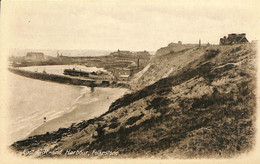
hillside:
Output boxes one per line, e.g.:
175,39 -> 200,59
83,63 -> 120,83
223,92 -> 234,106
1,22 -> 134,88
130,43 -> 201,89
155,42 -> 197,56
11,43 -> 257,158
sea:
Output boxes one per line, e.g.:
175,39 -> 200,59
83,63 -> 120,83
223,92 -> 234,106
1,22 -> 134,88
7,67 -> 128,145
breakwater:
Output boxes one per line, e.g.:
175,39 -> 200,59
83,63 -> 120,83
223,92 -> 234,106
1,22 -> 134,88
8,68 -> 130,88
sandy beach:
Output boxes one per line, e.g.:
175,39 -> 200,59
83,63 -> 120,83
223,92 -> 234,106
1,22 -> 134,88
28,87 -> 128,137
8,72 -> 128,144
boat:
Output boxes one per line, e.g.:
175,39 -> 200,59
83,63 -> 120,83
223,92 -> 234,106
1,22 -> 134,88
63,68 -> 90,77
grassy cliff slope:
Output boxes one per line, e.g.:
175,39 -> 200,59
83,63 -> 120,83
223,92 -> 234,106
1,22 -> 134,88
130,44 -> 203,89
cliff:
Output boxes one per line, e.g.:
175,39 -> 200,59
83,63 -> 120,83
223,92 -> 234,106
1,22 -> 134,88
155,43 -> 197,56
130,43 -> 202,89
11,43 -> 257,158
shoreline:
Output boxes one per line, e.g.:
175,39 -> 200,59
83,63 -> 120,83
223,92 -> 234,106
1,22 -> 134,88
8,71 -> 129,144
7,72 -> 84,144
27,87 -> 128,137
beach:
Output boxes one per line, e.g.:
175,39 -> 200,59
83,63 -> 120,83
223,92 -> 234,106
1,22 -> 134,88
7,71 -> 128,144
28,87 -> 128,137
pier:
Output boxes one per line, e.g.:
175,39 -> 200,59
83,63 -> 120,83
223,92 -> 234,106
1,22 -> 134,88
8,68 -> 130,89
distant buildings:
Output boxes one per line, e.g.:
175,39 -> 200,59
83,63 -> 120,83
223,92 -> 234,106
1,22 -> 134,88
26,52 -> 45,61
220,33 -> 249,45
110,50 -> 150,59
112,59 -> 142,81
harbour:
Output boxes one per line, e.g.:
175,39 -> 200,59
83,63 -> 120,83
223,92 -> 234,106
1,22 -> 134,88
8,67 -> 130,89
7,71 -> 128,144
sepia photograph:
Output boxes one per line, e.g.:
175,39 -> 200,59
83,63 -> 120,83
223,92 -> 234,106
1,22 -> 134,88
0,0 -> 259,163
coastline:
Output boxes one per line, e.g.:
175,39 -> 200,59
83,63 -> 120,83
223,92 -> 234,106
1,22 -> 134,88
8,71 -> 129,144
7,72 -> 83,144
27,87 -> 128,137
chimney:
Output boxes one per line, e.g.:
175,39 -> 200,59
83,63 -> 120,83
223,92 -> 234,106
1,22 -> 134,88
137,58 -> 140,69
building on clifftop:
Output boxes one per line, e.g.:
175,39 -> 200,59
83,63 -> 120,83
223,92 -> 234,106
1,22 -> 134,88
219,33 -> 249,45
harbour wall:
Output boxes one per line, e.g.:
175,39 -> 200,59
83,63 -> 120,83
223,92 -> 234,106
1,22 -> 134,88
8,68 -> 130,88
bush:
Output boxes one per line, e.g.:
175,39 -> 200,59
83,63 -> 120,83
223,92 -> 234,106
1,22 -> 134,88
125,114 -> 144,125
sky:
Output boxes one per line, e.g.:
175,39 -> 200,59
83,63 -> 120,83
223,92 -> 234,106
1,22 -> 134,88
1,0 -> 259,51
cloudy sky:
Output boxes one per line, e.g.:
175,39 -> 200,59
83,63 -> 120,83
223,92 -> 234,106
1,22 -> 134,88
1,0 -> 259,51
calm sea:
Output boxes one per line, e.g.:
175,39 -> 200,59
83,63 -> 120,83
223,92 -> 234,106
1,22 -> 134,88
7,69 -> 127,144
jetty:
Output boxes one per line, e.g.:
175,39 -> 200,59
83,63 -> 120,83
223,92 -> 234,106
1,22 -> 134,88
8,67 -> 130,88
